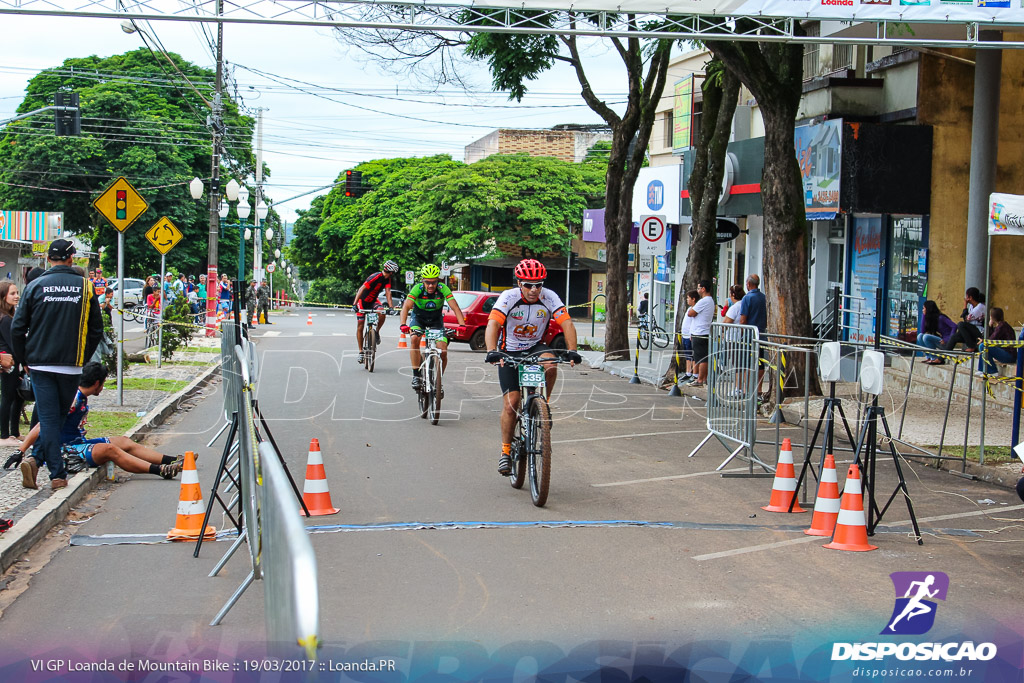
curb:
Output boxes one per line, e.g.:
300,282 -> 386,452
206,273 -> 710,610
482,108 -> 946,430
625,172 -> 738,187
0,361 -> 221,574
908,454 -> 1022,491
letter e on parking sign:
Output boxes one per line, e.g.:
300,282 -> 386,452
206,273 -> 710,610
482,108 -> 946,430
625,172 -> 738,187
639,214 -> 665,256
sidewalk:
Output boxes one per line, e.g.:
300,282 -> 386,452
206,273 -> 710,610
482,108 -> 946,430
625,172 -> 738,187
0,338 -> 221,573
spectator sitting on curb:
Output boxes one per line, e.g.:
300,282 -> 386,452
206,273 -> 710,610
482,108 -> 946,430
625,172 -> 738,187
976,307 -> 1017,375
918,300 -> 957,365
943,287 -> 986,353
7,362 -> 184,488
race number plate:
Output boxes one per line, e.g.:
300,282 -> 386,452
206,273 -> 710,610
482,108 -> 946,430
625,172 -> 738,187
426,329 -> 445,341
519,364 -> 545,387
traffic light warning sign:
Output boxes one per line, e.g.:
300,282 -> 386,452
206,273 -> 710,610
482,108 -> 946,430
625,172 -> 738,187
93,177 -> 148,233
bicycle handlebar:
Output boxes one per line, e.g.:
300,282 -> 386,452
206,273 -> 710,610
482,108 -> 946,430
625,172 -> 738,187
486,350 -> 574,366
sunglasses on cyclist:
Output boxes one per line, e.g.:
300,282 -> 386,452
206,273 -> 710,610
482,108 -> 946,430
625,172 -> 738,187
520,281 -> 544,290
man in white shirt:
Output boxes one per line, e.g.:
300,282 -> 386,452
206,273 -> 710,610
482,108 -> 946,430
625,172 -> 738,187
685,280 -> 715,387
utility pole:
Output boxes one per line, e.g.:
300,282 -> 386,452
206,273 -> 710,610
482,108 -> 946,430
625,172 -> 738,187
205,0 -> 225,335
254,107 -> 264,283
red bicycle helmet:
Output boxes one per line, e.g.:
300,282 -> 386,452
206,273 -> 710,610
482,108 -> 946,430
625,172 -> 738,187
514,258 -> 546,281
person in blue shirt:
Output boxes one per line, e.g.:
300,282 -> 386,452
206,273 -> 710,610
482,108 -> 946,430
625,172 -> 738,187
10,362 -> 184,488
738,274 -> 768,392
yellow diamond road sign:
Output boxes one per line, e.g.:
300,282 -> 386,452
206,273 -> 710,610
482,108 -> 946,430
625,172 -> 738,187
145,217 -> 184,255
92,176 -> 148,233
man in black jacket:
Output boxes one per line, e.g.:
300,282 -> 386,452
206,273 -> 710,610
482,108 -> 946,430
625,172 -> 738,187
12,239 -> 103,490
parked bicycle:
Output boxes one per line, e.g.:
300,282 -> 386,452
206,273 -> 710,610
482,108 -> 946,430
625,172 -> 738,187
637,305 -> 670,350
489,350 -> 571,507
414,327 -> 449,425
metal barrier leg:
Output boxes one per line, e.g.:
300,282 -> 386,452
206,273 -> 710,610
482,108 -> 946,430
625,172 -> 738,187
687,431 -> 714,458
210,529 -> 247,578
206,420 -> 230,448
210,570 -> 256,626
715,444 -> 747,471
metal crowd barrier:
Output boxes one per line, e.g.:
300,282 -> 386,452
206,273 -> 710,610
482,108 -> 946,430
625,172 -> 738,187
258,441 -> 320,658
688,323 -> 769,473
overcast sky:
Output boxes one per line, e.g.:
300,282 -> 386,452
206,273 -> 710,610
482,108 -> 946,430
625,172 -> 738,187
0,14 -> 641,225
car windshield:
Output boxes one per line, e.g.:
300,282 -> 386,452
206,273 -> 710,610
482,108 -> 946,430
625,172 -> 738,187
452,292 -> 477,311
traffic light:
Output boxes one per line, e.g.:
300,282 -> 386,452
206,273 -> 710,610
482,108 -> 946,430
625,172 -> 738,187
54,92 -> 81,137
569,252 -> 579,268
115,190 -> 127,220
344,170 -> 365,198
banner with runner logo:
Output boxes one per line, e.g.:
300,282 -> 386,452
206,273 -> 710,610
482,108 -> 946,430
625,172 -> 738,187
989,192 -> 1024,236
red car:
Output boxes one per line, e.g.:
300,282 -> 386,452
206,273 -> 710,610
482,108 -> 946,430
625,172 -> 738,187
443,290 -> 568,351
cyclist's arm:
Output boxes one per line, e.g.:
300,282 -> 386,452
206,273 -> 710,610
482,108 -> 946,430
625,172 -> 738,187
385,282 -> 393,309
352,284 -> 367,307
399,297 -> 414,326
559,316 -> 579,351
485,317 -> 502,352
441,286 -> 465,326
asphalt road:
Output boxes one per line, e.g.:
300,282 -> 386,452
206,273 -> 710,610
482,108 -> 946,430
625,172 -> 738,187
1,307 -> 1022,669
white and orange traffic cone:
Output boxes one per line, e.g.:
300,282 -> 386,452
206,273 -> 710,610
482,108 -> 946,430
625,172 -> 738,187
167,452 -> 216,541
251,311 -> 258,326
419,337 -> 426,349
823,463 -> 878,552
804,453 -> 841,536
762,438 -> 806,513
397,331 -> 408,349
299,438 -> 339,516
307,313 -> 313,326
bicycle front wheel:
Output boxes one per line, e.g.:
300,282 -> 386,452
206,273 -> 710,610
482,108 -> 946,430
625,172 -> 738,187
526,397 -> 552,507
637,328 -> 650,350
652,324 -> 671,349
428,354 -> 442,425
365,328 -> 376,372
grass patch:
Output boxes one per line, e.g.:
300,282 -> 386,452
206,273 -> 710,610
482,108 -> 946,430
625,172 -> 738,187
111,377 -> 188,392
84,411 -> 140,435
925,445 -> 1019,465
182,346 -> 219,354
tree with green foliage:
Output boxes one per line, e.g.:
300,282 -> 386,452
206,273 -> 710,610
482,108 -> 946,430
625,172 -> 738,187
0,49 -> 255,277
337,18 -> 671,359
417,153 -> 605,262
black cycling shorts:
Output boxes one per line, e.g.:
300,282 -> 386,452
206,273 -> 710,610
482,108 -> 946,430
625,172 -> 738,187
497,342 -> 554,394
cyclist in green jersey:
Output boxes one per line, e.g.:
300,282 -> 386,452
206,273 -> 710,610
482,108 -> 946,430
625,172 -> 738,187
399,264 -> 466,391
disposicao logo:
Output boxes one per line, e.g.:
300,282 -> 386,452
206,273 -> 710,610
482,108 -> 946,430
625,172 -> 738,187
882,571 -> 948,635
831,571 -> 997,662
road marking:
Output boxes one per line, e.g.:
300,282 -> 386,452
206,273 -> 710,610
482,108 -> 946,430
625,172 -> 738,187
261,330 -> 281,337
299,332 -> 313,337
592,467 -> 752,487
332,333 -> 348,336
327,313 -> 336,317
690,503 -> 1024,562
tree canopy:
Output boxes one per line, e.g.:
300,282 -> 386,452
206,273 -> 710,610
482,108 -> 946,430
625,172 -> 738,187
288,152 -> 606,296
0,49 -> 256,276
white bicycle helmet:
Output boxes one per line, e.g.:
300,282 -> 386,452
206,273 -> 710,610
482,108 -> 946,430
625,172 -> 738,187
382,260 -> 399,273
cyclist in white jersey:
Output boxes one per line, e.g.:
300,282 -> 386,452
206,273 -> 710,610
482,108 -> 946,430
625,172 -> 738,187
484,259 -> 581,476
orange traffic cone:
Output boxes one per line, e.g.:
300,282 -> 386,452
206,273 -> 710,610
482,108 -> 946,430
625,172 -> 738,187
215,310 -> 224,329
762,438 -> 806,513
805,453 -> 841,536
167,451 -> 216,541
823,463 -> 878,552
307,313 -> 313,326
397,331 -> 408,349
419,337 -> 426,349
251,311 -> 258,326
299,438 -> 339,516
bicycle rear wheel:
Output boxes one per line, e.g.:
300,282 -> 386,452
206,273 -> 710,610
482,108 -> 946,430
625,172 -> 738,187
651,324 -> 671,349
527,397 -> 552,507
428,354 -> 442,425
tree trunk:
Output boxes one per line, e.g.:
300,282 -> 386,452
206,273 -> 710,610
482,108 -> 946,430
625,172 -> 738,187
661,64 -> 740,384
707,32 -> 820,396
601,43 -> 672,361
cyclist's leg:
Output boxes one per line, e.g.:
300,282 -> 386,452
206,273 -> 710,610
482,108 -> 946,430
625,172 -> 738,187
355,307 -> 366,352
532,343 -> 559,401
375,303 -> 387,332
496,359 -> 521,474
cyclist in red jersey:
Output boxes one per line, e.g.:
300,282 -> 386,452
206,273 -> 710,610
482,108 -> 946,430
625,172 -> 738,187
353,260 -> 399,363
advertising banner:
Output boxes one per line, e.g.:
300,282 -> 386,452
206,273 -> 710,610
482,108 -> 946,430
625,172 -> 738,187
795,119 -> 842,220
988,192 -> 1024,236
0,210 -> 62,242
848,215 -> 882,344
673,75 -> 694,153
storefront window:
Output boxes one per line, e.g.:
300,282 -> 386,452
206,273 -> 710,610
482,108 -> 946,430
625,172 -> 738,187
848,215 -> 883,344
889,216 -> 923,343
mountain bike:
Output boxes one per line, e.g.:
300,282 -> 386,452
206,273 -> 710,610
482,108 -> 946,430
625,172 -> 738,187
358,306 -> 387,373
637,306 -> 670,350
414,328 -> 448,425
491,350 -> 570,507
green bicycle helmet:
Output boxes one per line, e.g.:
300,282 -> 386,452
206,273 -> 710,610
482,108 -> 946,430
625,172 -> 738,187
420,264 -> 441,279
